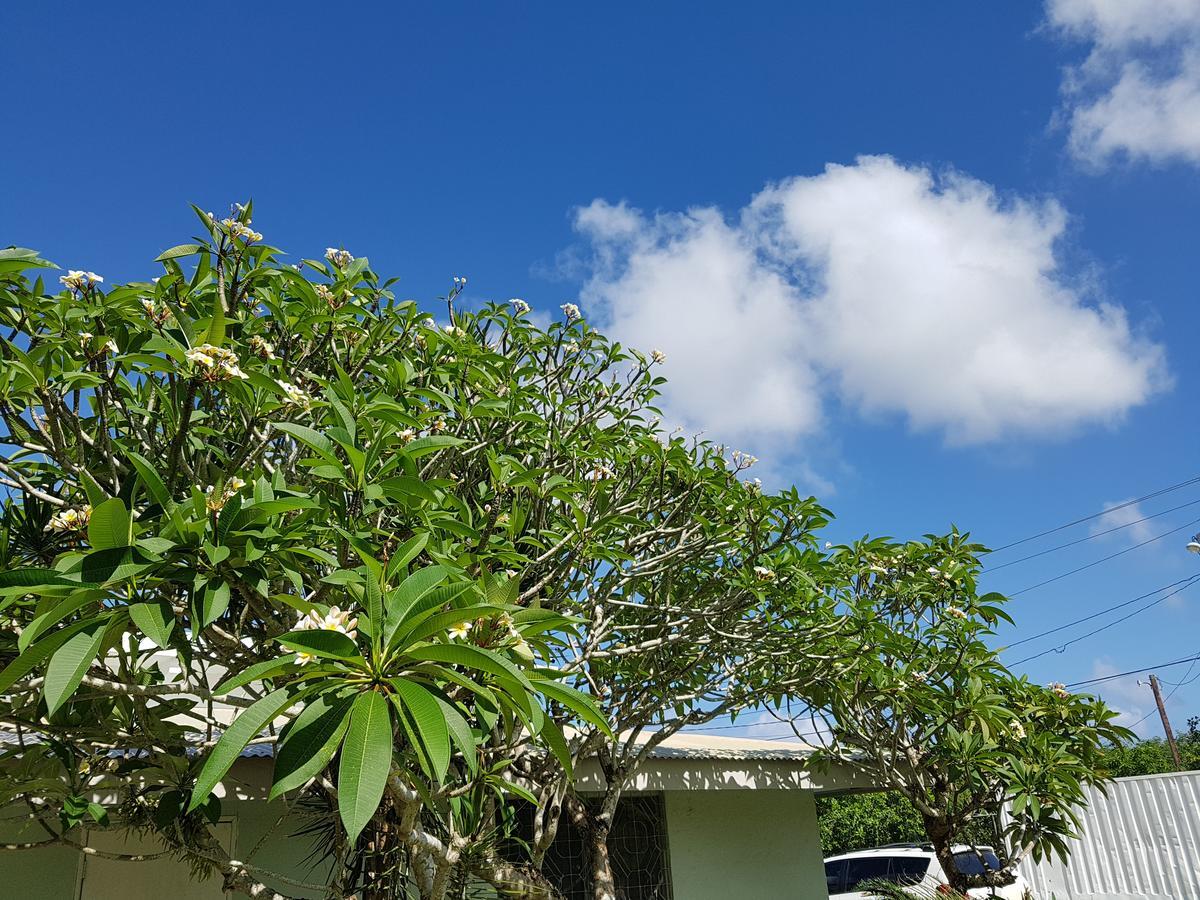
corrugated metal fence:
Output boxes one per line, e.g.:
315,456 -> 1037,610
1018,771 -> 1200,900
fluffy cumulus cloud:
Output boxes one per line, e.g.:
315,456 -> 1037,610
1048,0 -> 1200,166
573,156 -> 1167,458
1088,499 -> 1157,544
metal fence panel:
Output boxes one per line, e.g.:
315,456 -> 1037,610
1018,771 -> 1200,900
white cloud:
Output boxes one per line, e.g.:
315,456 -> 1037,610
1089,499 -> 1156,544
573,156 -> 1167,463
1048,0 -> 1200,166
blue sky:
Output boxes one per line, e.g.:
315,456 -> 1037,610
3,1 -> 1200,735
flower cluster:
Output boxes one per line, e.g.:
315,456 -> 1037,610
510,298 -> 530,314
276,380 -> 312,409
1049,682 -> 1070,700
248,335 -> 276,360
399,428 -> 417,444
1008,721 -> 1027,740
45,505 -> 92,533
731,449 -> 758,469
60,270 -> 103,293
945,606 -> 967,619
141,298 -> 172,325
201,477 -> 247,513
222,218 -> 262,243
650,348 -> 666,364
295,606 -> 359,664
753,565 -> 776,582
185,344 -> 248,381
560,302 -> 581,321
325,247 -> 354,268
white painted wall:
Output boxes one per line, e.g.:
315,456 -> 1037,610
665,788 -> 829,900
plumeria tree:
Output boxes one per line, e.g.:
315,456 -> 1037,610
0,206 -> 837,900
795,531 -> 1132,893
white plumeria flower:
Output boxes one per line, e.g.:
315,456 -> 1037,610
448,621 -> 473,641
398,428 -> 416,444
186,344 -> 248,380
60,270 -> 103,292
946,606 -> 967,619
1009,721 -> 1026,740
45,505 -> 92,533
510,298 -> 530,314
248,335 -> 276,359
650,349 -> 666,364
560,302 -> 581,321
325,247 -> 354,268
1049,682 -> 1070,700
276,380 -> 312,409
753,565 -> 776,582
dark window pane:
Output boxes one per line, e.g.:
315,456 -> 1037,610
824,860 -> 846,893
890,856 -> 932,885
843,856 -> 891,891
952,850 -> 1002,876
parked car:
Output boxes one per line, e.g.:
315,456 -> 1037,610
824,843 -> 1028,898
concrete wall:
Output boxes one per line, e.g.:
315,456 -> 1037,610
665,788 -> 829,900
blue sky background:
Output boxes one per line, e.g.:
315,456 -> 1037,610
3,1 -> 1199,736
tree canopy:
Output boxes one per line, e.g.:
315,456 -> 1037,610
0,206 -> 1135,899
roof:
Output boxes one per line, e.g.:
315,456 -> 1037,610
0,729 -> 815,763
639,730 -> 815,762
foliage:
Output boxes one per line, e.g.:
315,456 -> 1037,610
806,532 -> 1133,892
0,207 -> 833,899
1096,716 -> 1200,777
816,791 -> 998,858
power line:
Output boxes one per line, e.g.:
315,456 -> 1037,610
1009,577 -> 1200,667
1008,517 -> 1200,597
1127,662 -> 1199,731
1004,575 -> 1200,650
1067,653 -> 1200,688
988,475 -> 1200,554
986,498 -> 1200,572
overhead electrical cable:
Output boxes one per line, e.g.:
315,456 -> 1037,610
988,475 -> 1200,554
1008,517 -> 1200,597
1009,577 -> 1200,666
986,497 -> 1200,572
1066,653 -> 1200,688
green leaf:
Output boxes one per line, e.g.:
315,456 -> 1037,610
382,566 -> 454,646
79,547 -> 150,585
532,679 -> 613,737
0,568 -> 84,592
403,435 -> 464,458
0,617 -> 101,694
364,569 -> 383,653
434,696 -> 477,770
189,684 -> 322,811
390,679 -> 450,782
200,581 -> 231,627
155,243 -> 205,262
212,654 -> 299,695
338,691 -> 394,844
203,287 -> 225,346
128,601 -> 175,649
270,692 -> 354,799
277,629 -> 361,662
43,620 -> 108,715
405,643 -> 533,693
273,422 -> 340,465
87,498 -> 131,550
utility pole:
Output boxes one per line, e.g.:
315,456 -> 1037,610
1149,673 -> 1183,771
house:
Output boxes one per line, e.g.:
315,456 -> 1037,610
0,730 -> 869,898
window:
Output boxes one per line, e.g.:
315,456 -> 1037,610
952,849 -> 1003,876
508,795 -> 673,900
825,855 -> 934,893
